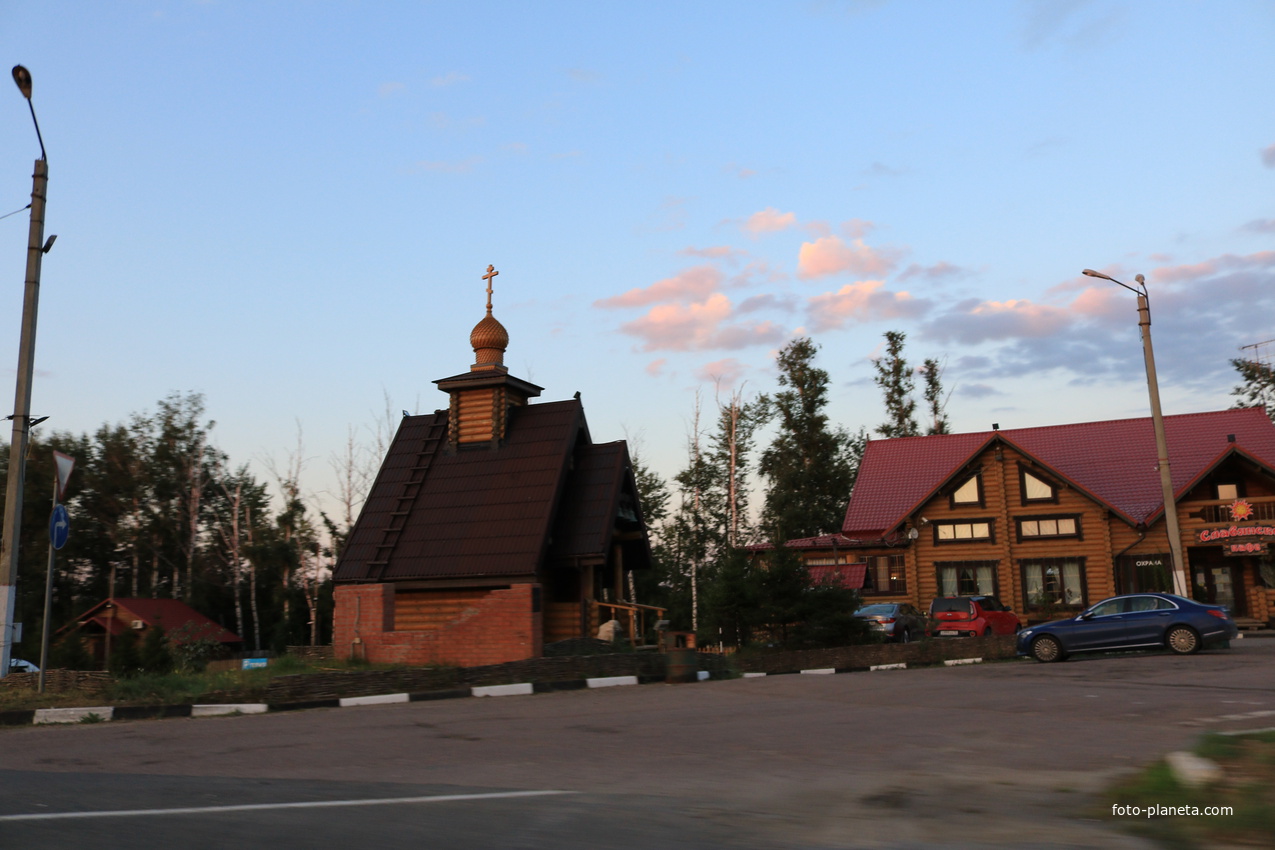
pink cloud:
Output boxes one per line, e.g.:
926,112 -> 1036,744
728,259 -> 786,287
1242,220 -> 1275,235
618,294 -> 786,351
797,236 -> 897,279
594,265 -> 723,309
695,358 -> 748,387
1151,251 -> 1275,284
645,358 -> 667,377
738,293 -> 798,314
743,207 -> 797,236
928,298 -> 1074,344
839,219 -> 876,239
678,245 -> 747,261
1262,143 -> 1275,168
898,261 -> 965,282
806,281 -> 929,332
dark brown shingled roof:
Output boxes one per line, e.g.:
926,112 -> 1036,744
335,399 -> 590,582
547,441 -> 652,571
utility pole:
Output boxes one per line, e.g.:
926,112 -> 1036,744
1082,269 -> 1188,597
1,66 -> 52,677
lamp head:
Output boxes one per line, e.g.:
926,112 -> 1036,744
11,66 -> 32,100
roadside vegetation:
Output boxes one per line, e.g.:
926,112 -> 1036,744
0,654 -> 400,713
1105,730 -> 1275,848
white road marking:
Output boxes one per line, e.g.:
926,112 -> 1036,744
0,790 -> 575,822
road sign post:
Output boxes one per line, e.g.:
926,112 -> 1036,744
38,453 -> 73,692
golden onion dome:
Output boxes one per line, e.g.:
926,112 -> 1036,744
470,312 -> 509,365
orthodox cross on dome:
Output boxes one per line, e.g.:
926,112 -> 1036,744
482,264 -> 499,314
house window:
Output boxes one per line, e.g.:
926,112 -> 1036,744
950,474 -> 983,508
933,519 -> 994,544
1022,557 -> 1086,608
936,561 -> 998,597
1017,515 -> 1081,541
1020,468 -> 1057,504
862,554 -> 907,595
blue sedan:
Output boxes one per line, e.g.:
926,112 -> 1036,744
1017,593 -> 1239,663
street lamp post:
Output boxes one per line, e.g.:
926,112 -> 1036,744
1082,268 -> 1189,598
0,66 -> 51,678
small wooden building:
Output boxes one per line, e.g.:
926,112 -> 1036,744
331,269 -> 654,667
776,408 -> 1275,625
60,597 -> 242,667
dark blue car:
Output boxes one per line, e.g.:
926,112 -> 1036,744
1017,593 -> 1239,663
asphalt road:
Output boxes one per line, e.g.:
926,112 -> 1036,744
3,638 -> 1274,849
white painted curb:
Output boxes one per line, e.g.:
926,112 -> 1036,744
471,683 -> 534,698
800,668 -> 836,675
191,703 -> 268,717
340,693 -> 410,707
944,657 -> 982,666
870,663 -> 907,671
742,672 -> 767,678
586,675 -> 639,689
34,706 -> 114,724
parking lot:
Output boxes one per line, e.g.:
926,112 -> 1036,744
3,637 -> 1274,849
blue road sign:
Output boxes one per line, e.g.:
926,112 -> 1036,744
50,504 -> 69,550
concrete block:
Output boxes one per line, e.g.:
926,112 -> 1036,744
471,683 -> 535,698
339,693 -> 410,707
191,703 -> 268,717
1166,751 -> 1223,787
586,676 -> 639,689
34,706 -> 114,724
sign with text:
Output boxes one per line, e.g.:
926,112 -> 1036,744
1198,524 -> 1275,543
241,658 -> 268,670
1224,541 -> 1267,557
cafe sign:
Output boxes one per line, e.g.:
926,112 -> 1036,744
1199,524 -> 1275,543
1224,541 -> 1268,557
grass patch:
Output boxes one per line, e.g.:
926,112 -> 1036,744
0,656 -> 402,713
1105,730 -> 1275,848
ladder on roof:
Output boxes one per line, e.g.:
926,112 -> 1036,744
366,415 -> 448,580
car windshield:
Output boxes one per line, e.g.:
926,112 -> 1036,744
856,605 -> 895,616
931,598 -> 974,614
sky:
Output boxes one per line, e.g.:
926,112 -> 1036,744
1,0 -> 1273,522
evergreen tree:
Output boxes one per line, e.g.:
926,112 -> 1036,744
920,357 -> 950,435
874,331 -> 951,438
758,338 -> 856,543
1231,356 -> 1275,421
138,625 -> 173,674
109,630 -> 141,677
873,330 -> 919,438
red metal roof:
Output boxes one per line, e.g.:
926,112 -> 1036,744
68,598 -> 240,644
843,408 -> 1275,537
808,562 -> 867,589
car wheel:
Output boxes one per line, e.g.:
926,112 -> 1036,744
900,628 -> 912,644
1166,625 -> 1201,655
1031,635 -> 1065,663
